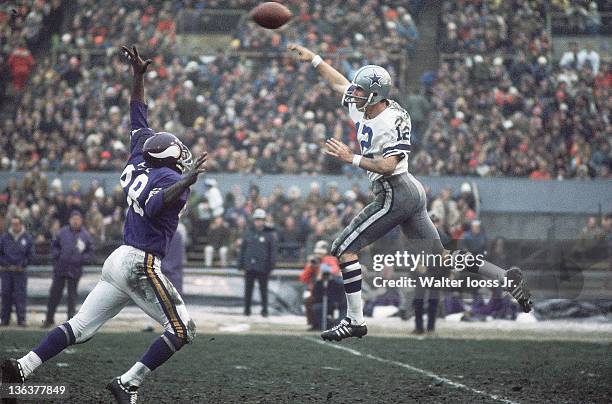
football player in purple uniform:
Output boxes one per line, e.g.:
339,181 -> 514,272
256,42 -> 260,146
1,46 -> 207,404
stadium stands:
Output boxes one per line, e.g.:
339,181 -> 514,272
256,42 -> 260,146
0,1 -> 609,179
0,1 -> 610,264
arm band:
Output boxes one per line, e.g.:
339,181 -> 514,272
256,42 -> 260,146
311,55 -> 323,68
352,154 -> 362,168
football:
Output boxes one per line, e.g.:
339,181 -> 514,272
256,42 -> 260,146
250,2 -> 292,29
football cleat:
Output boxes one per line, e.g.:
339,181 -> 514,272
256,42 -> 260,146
106,377 -> 139,404
1,358 -> 25,383
1,359 -> 24,404
321,317 -> 367,341
506,267 -> 534,313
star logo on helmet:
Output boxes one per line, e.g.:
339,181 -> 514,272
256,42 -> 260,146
366,71 -> 383,88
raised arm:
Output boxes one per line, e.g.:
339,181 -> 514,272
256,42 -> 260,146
287,44 -> 350,94
121,45 -> 152,104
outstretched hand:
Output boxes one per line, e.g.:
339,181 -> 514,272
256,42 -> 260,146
184,152 -> 208,186
121,45 -> 152,76
324,138 -> 354,164
287,43 -> 316,62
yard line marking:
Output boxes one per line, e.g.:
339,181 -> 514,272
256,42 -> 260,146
304,337 -> 520,404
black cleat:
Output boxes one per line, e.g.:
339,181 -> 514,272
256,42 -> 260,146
506,267 -> 534,313
1,359 -> 25,383
106,377 -> 139,404
321,317 -> 367,341
1,359 -> 24,404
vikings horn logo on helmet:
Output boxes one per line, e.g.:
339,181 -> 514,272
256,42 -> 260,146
143,132 -> 193,173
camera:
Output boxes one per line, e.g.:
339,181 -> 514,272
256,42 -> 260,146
320,263 -> 332,280
308,255 -> 321,265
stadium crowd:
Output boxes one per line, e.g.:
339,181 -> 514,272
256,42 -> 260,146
233,0 -> 420,53
421,0 -> 610,178
1,0 -> 610,179
0,169 -> 484,265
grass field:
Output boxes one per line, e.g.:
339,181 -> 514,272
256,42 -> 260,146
1,330 -> 611,403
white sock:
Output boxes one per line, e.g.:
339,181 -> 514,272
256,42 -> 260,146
17,351 -> 42,379
346,291 -> 365,325
120,362 -> 151,388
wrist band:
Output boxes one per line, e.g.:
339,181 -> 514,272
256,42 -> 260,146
311,55 -> 323,68
352,154 -> 362,167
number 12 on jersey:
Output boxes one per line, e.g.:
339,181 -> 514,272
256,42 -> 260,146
396,126 -> 410,142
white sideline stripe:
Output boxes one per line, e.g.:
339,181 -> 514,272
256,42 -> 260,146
304,337 -> 520,404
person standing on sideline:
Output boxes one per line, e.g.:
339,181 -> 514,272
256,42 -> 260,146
0,216 -> 33,326
239,209 -> 276,317
43,211 -> 93,327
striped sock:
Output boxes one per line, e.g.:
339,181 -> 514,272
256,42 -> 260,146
341,260 -> 364,325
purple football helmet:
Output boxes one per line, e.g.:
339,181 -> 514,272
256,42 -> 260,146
143,132 -> 193,173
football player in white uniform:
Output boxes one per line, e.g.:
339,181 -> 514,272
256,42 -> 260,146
288,44 -> 533,341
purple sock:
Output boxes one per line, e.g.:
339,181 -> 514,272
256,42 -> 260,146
33,323 -> 75,362
140,331 -> 183,371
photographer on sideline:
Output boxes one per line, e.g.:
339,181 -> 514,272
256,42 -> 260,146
311,262 -> 346,331
299,240 -> 339,330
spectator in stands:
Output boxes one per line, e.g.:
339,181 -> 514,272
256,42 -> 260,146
239,208 -> 276,317
580,216 -> 601,240
577,43 -> 600,74
277,216 -> 303,261
585,1 -> 602,34
85,202 -> 105,244
8,40 -> 34,92
458,182 -> 476,211
429,188 -> 460,232
569,1 -> 602,34
461,220 -> 487,256
203,179 -> 224,217
162,223 -> 187,295
228,214 -> 247,263
560,42 -> 580,70
43,211 -> 93,327
0,216 -> 33,326
104,207 -> 124,244
0,53 -> 8,105
529,159 -> 552,180
204,216 -> 230,267
299,240 -> 339,330
406,89 -> 430,137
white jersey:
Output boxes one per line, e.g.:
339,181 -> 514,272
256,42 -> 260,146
345,93 -> 412,182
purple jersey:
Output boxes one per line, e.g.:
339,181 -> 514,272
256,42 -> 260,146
120,101 -> 189,258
